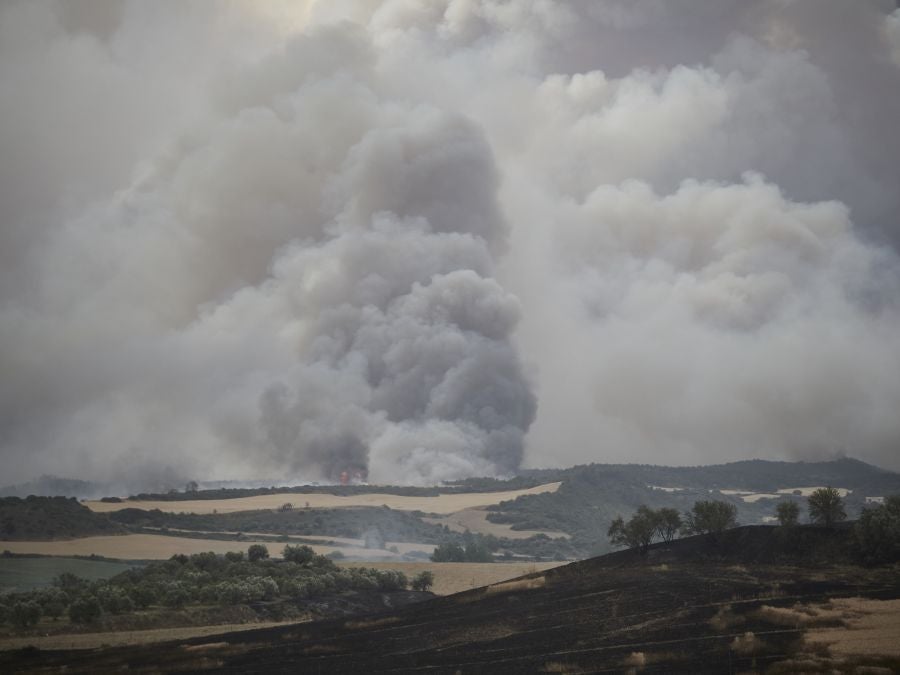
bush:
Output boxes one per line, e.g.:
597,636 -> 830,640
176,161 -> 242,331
431,543 -> 466,562
38,589 -> 68,620
162,587 -> 191,609
11,601 -> 41,629
375,570 -> 408,591
69,596 -> 102,624
247,544 -> 269,562
97,586 -> 134,614
129,583 -> 156,609
411,570 -> 435,592
775,501 -> 800,527
283,544 -> 315,565
224,550 -> 244,563
854,495 -> 900,565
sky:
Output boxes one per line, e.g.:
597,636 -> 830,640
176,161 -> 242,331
2,0 -> 900,487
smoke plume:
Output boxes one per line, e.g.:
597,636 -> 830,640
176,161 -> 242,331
1,0 -> 900,486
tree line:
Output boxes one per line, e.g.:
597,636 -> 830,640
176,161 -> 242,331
607,487 -> 900,565
0,544 -> 434,632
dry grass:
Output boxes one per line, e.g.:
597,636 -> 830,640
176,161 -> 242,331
623,651 -> 646,667
804,598 -> 900,657
542,661 -> 584,673
0,621 -> 302,652
336,561 -> 564,595
730,631 -> 762,655
485,575 -> 546,595
85,482 -> 562,515
709,604 -> 742,632
755,602 -> 846,628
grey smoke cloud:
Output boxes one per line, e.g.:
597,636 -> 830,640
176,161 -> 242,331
1,0 -> 899,486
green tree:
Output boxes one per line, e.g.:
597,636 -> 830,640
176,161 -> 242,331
411,570 -> 435,592
431,543 -> 466,562
775,501 -> 800,527
247,544 -> 269,562
607,506 -> 658,554
654,507 -> 682,544
38,589 -> 67,621
69,596 -> 102,624
682,500 -> 738,540
854,495 -> 900,565
807,487 -> 846,529
283,544 -> 315,565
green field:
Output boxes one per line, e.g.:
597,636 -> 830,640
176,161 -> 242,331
0,556 -> 137,594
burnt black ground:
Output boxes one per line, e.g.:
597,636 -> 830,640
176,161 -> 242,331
4,527 -> 900,674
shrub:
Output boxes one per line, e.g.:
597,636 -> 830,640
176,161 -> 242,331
162,587 -> 191,609
283,544 -> 315,565
854,495 -> 900,565
375,570 -> 408,591
11,601 -> 41,629
97,586 -> 134,614
411,570 -> 435,592
38,589 -> 68,620
431,543 -> 466,562
129,583 -> 156,609
224,550 -> 245,563
247,544 -> 269,562
775,501 -> 800,527
69,596 -> 102,624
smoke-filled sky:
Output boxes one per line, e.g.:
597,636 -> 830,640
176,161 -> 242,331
2,0 -> 900,487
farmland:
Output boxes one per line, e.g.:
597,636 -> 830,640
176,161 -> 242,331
5,526 -> 899,673
84,482 -> 563,515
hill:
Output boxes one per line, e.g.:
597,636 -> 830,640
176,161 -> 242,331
485,458 -> 900,555
0,497 -> 126,541
4,525 -> 899,673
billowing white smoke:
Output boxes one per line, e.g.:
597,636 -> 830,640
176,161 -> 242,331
1,0 -> 900,485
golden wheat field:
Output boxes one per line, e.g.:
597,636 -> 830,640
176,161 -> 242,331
84,482 -> 562,515
335,561 -> 565,596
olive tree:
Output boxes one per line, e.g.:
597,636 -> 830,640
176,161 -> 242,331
682,500 -> 738,540
247,544 -> 269,562
411,570 -> 435,592
775,501 -> 800,527
608,506 -> 659,554
807,487 -> 846,529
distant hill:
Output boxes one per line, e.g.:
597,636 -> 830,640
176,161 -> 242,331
0,496 -> 126,541
0,476 -> 112,500
485,458 -> 900,556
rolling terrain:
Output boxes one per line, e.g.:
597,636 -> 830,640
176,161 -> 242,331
4,526 -> 899,673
